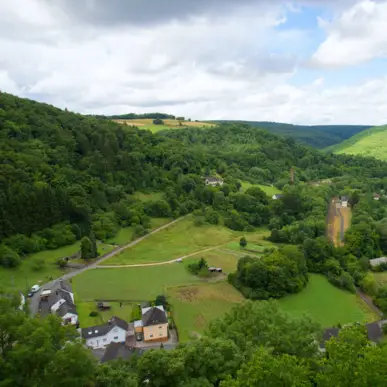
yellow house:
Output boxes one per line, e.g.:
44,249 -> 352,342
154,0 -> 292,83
141,306 -> 168,342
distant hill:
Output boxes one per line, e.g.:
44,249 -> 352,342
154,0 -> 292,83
210,121 -> 372,148
326,125 -> 387,160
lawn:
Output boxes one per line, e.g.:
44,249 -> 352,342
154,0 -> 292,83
373,272 -> 387,287
103,216 -> 254,265
240,182 -> 282,197
168,282 -> 244,342
278,274 -> 378,327
73,264 -> 202,302
132,192 -> 166,202
183,249 -> 241,274
76,301 -> 135,327
0,243 -> 80,293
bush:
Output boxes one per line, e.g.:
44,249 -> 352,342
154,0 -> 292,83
57,258 -> 68,268
132,225 -> 148,240
131,306 -> 141,321
239,237 -> 247,248
89,311 -> 99,317
188,258 -> 208,275
153,119 -> 164,125
0,245 -> 21,268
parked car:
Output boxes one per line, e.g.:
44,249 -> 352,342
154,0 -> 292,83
27,292 -> 34,298
30,285 -> 40,293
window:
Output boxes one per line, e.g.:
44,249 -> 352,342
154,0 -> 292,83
159,326 -> 162,329
113,328 -> 118,332
114,336 -> 119,340
103,338 -> 107,341
149,334 -> 153,338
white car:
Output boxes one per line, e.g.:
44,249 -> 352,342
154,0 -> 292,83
30,285 -> 40,293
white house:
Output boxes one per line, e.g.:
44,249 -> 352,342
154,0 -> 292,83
340,196 -> 348,207
81,316 -> 129,349
57,302 -> 78,325
204,176 -> 224,187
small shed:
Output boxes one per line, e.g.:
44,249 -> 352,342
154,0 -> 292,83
215,268 -> 222,273
208,267 -> 217,272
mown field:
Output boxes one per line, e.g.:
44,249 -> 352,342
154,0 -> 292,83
278,274 -> 378,327
240,181 -> 282,197
103,216 -> 268,265
113,118 -> 214,133
76,301 -> 135,327
167,282 -> 244,342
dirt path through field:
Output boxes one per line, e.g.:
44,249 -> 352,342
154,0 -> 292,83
326,199 -> 351,246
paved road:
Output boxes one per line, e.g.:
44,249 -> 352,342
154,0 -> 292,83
29,217 -> 185,315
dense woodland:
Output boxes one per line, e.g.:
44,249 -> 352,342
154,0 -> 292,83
2,294 -> 387,387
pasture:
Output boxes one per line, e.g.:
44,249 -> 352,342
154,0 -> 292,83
76,301 -> 134,327
73,264 -> 202,301
113,118 -> 214,133
168,282 -> 244,342
278,274 -> 378,327
102,216 -> 263,265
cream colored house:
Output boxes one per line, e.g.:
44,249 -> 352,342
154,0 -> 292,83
141,306 -> 168,342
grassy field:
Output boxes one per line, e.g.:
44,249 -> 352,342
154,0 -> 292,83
132,192 -> 166,202
105,218 -> 171,246
73,264 -> 202,301
103,216 -> 267,265
327,125 -> 387,161
183,249 -> 241,274
241,181 -> 282,197
373,272 -> 387,288
76,301 -> 135,327
278,274 -> 378,327
113,118 -> 214,133
168,282 -> 244,342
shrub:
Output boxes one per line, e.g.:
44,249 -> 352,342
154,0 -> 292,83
188,258 -> 208,275
239,237 -> 247,248
89,311 -> 99,317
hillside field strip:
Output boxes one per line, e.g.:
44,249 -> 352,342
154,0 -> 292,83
240,181 -> 283,196
326,199 -> 351,247
101,216 -> 270,265
113,118 -> 214,133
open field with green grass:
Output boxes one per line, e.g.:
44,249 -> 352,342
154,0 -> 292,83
373,272 -> 387,288
73,264 -> 202,301
327,125 -> 387,161
105,218 -> 171,246
183,249 -> 241,273
113,118 -> 214,133
103,216 -> 268,265
168,282 -> 244,342
278,274 -> 378,327
240,181 -> 282,196
132,192 -> 166,202
76,301 -> 135,327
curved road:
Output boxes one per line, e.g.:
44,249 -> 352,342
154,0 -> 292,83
29,217 -> 186,314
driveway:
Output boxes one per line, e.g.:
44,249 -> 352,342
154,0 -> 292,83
29,217 -> 185,315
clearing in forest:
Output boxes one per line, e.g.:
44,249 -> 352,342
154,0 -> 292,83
326,199 -> 351,246
167,282 -> 244,342
278,274 -> 378,327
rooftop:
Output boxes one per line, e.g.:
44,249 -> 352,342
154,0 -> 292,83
370,257 -> 387,267
81,316 -> 129,339
142,306 -> 168,327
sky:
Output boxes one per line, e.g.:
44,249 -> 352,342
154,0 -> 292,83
0,0 -> 387,125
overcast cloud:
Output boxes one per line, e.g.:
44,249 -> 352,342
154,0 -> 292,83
0,0 -> 386,125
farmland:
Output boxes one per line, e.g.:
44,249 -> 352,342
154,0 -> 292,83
278,274 -> 378,327
113,118 -> 214,133
167,282 -> 244,342
102,216 -> 268,265
326,200 -> 352,247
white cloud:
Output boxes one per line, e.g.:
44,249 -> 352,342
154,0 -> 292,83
312,0 -> 387,67
0,0 -> 386,125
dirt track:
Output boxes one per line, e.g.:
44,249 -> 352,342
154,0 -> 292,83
326,199 -> 351,246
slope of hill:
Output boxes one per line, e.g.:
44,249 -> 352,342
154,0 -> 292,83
326,125 -> 387,160
210,120 -> 372,148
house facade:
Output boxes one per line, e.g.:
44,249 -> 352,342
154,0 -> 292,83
81,316 -> 129,349
140,306 -> 168,342
204,176 -> 224,187
340,196 -> 348,207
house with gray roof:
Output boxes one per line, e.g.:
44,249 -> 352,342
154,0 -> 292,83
81,316 -> 130,349
370,257 -> 387,267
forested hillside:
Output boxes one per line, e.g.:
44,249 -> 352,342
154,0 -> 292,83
211,120 -> 371,148
326,125 -> 387,160
0,92 -> 384,245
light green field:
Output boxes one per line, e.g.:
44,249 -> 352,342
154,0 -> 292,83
241,181 -> 282,196
278,274 -> 378,327
103,216 -> 265,265
327,125 -> 387,160
168,282 -> 244,342
373,272 -> 387,288
76,301 -> 135,327
0,243 -> 80,293
183,249 -> 241,273
73,264 -> 202,301
132,192 -> 166,202
113,118 -> 214,133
